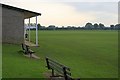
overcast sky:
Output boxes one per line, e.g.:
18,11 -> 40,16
0,0 -> 119,27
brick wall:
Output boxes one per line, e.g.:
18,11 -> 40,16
2,7 -> 24,44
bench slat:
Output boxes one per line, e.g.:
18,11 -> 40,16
49,63 -> 64,74
46,57 -> 69,69
49,61 -> 64,69
49,62 -> 71,76
21,43 -> 35,55
45,57 -> 72,80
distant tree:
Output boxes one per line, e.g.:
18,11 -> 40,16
67,26 -> 71,28
48,25 -> 56,30
85,23 -> 93,29
99,23 -> 105,29
61,26 -> 65,30
37,23 -> 42,30
115,24 -> 120,30
94,23 -> 99,29
37,23 -> 41,27
41,26 -> 46,30
77,27 -> 81,29
110,25 -> 114,30
67,26 -> 72,30
62,26 -> 64,29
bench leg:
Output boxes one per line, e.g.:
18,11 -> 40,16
52,69 -> 54,77
30,53 -> 32,58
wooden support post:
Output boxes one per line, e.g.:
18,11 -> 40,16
29,18 -> 30,42
36,16 -> 38,46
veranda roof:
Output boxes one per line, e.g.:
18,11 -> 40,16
1,3 -> 41,19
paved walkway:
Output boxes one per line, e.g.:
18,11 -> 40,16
24,40 -> 36,47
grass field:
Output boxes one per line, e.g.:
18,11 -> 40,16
3,30 -> 118,78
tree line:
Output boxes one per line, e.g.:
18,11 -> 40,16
25,23 -> 120,30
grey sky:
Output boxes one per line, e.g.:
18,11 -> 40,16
60,2 -> 118,27
66,2 -> 117,13
0,0 -> 119,27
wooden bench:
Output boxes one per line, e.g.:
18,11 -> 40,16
45,57 -> 80,80
21,43 -> 35,56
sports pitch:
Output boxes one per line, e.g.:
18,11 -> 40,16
3,30 -> 118,78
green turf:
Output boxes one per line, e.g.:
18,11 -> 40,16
3,30 -> 118,78
2,44 -> 47,78
0,43 -> 2,79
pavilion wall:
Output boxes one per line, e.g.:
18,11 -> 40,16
2,7 -> 24,44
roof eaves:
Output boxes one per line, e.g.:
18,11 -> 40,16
1,3 -> 41,16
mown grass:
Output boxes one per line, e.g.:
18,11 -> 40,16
3,30 -> 118,78
0,43 -> 2,78
2,44 -> 47,78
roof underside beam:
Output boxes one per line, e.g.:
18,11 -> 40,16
24,11 -> 41,19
